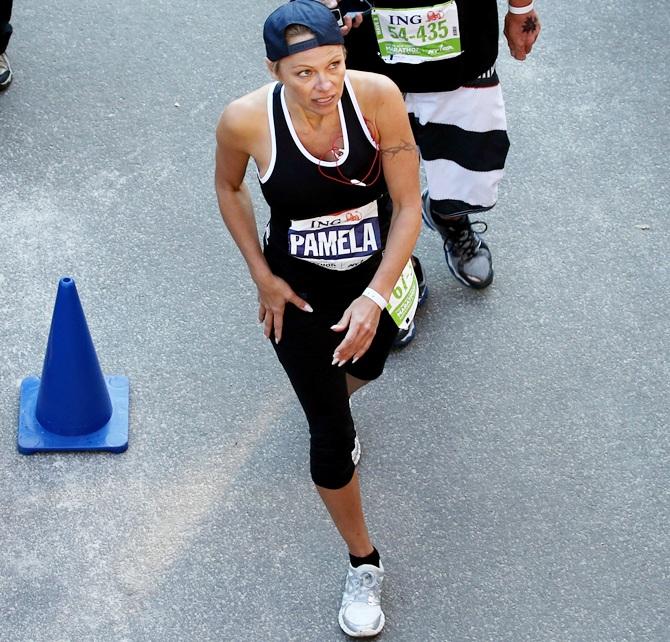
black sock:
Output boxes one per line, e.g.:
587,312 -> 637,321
349,547 -> 380,568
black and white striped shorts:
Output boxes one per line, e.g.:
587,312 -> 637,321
405,68 -> 511,217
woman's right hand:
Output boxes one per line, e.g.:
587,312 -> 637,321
318,0 -> 365,35
256,274 -> 313,343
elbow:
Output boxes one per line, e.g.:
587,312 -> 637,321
216,179 -> 245,199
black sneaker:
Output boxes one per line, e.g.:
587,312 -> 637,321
421,190 -> 493,289
443,217 -> 493,289
0,53 -> 12,90
392,255 -> 427,349
393,319 -> 416,349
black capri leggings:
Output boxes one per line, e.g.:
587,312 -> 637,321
271,301 -> 398,490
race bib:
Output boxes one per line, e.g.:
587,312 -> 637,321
386,259 -> 419,330
372,1 -> 462,64
288,201 -> 381,271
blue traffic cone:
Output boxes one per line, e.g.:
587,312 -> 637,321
18,277 -> 129,454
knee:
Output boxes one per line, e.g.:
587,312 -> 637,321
309,414 -> 356,490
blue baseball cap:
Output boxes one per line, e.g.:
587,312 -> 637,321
263,0 -> 345,62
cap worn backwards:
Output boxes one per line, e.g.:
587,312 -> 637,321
264,0 -> 345,62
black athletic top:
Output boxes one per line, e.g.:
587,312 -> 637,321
343,0 -> 499,92
260,75 -> 391,303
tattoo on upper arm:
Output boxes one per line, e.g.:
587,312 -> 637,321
380,140 -> 420,158
522,16 -> 538,33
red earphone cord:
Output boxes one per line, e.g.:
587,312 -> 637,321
316,118 -> 383,187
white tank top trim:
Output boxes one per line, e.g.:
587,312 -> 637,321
257,83 -> 279,184
344,75 -> 378,149
280,85 -> 350,168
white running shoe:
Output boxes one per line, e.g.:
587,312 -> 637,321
338,562 -> 385,638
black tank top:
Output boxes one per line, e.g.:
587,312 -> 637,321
259,75 -> 391,303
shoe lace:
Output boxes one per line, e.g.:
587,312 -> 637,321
345,569 -> 381,605
447,220 -> 488,260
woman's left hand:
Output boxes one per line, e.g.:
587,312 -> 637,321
330,296 -> 382,366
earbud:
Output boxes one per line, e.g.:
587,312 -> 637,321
350,179 -> 367,187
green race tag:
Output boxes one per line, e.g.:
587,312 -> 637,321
372,1 -> 462,65
386,259 -> 419,330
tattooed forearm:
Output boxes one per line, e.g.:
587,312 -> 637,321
380,140 -> 420,158
522,16 -> 538,33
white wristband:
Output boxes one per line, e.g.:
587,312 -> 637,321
362,287 -> 387,310
508,1 -> 534,14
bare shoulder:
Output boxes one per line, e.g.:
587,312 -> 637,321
216,83 -> 274,149
346,70 -> 403,108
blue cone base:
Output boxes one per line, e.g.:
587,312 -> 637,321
18,375 -> 129,454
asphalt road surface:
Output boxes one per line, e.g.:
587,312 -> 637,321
1,1 -> 668,640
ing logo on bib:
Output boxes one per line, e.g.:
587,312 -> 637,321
288,201 -> 381,271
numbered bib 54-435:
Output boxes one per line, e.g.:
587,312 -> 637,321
372,1 -> 462,64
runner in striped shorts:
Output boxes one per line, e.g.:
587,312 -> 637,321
329,0 -> 542,345
405,65 -> 509,291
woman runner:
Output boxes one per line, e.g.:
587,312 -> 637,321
214,0 -> 420,636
